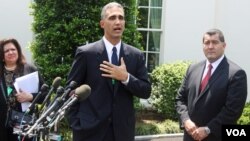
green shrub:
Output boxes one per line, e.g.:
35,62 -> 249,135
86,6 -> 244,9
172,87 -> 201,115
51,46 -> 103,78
135,119 -> 182,135
238,102 -> 250,125
158,119 -> 183,134
135,122 -> 160,135
150,61 -> 192,121
134,96 -> 144,111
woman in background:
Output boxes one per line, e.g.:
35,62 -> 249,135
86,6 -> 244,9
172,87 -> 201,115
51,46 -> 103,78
0,38 -> 44,141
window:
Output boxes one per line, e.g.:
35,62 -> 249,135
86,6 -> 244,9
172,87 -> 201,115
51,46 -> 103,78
137,0 -> 162,73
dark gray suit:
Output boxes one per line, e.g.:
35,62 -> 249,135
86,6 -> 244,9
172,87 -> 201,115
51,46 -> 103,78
66,39 -> 151,141
176,57 -> 247,141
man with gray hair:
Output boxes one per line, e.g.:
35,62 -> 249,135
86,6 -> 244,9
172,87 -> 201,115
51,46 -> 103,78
66,2 -> 151,141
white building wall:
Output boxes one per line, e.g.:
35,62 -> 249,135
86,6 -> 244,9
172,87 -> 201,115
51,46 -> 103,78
0,0 -> 33,63
162,0 -> 250,101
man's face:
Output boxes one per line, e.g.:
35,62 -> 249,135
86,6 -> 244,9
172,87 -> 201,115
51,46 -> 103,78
100,6 -> 125,42
203,33 -> 226,63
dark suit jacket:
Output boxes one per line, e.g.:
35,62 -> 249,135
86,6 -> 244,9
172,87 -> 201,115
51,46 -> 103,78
0,63 -> 44,141
66,39 -> 151,141
176,57 -> 247,141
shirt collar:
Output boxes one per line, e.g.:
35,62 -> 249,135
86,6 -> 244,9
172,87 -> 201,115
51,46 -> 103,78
206,55 -> 225,71
102,36 -> 121,55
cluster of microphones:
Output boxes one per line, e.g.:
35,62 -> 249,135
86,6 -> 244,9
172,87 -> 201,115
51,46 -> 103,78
14,77 -> 91,139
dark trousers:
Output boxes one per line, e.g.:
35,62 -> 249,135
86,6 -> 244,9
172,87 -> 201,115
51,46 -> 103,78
73,122 -> 115,141
103,122 -> 115,141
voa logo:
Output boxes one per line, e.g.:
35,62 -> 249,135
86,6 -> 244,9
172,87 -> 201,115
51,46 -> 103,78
226,129 -> 246,136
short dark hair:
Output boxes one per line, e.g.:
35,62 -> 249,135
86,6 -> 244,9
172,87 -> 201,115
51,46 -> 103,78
203,28 -> 225,43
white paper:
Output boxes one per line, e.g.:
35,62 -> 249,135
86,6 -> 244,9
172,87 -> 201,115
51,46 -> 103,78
14,71 -> 39,111
21,102 -> 30,112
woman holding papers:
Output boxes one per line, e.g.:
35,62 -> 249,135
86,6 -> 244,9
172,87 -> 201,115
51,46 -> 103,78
0,38 -> 44,141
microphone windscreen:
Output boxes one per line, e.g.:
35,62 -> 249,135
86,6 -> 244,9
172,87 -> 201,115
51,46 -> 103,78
68,81 -> 77,89
75,85 -> 91,101
56,86 -> 64,96
41,84 -> 49,92
52,77 -> 62,88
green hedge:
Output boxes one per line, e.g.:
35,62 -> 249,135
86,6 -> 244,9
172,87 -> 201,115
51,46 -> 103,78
135,119 -> 182,135
150,61 -> 192,121
238,102 -> 250,125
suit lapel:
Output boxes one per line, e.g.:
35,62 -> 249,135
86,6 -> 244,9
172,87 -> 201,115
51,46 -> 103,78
193,61 -> 206,105
198,57 -> 228,97
206,57 -> 228,89
119,42 -> 130,69
96,40 -> 114,92
196,62 -> 206,96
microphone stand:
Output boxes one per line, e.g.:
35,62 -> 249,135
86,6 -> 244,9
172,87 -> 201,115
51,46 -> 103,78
47,108 -> 65,129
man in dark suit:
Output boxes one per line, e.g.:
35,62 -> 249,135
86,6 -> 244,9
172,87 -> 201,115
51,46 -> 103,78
66,2 -> 151,141
176,28 -> 247,141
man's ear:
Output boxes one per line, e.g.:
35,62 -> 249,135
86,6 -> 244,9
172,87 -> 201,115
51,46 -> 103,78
100,20 -> 104,29
224,42 -> 226,48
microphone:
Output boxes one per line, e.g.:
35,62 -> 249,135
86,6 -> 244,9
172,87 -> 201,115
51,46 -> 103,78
46,86 -> 64,109
56,86 -> 65,97
60,81 -> 77,101
40,77 -> 62,111
47,85 -> 91,128
57,85 -> 91,116
25,84 -> 49,114
25,97 -> 64,136
38,97 -> 63,124
42,81 -> 76,122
